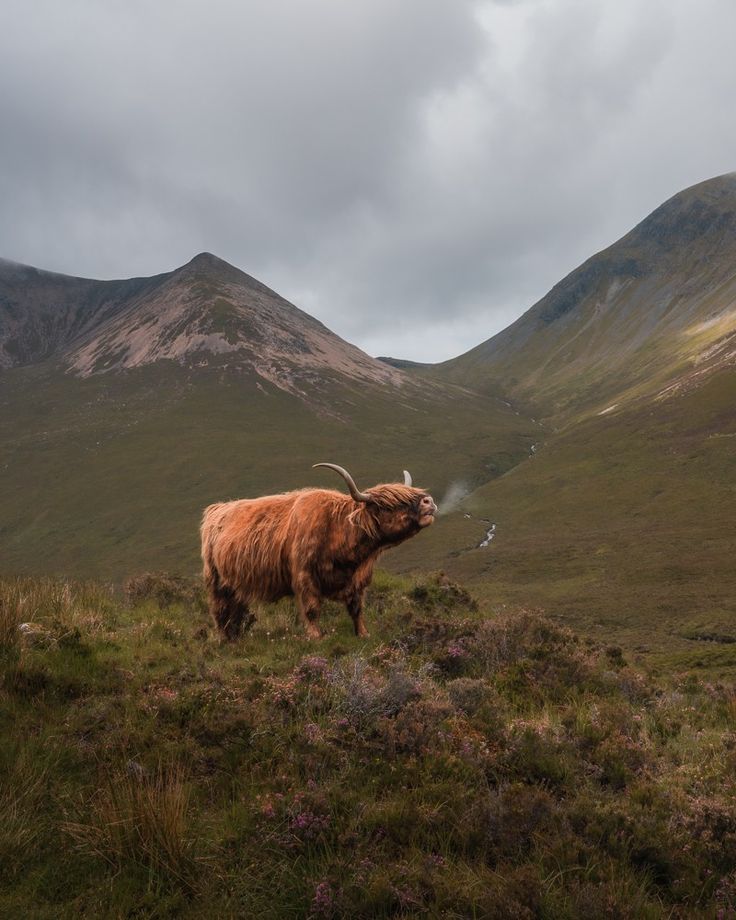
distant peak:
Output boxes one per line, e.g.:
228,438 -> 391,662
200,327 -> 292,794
170,251 -> 281,299
185,252 -> 235,271
174,251 -> 256,286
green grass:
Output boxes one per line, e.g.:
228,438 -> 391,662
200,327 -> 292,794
1,573 -> 736,917
0,361 -> 536,579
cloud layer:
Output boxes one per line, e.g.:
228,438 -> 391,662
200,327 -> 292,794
2,0 -> 735,361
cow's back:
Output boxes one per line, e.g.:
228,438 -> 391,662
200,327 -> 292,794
201,492 -> 308,602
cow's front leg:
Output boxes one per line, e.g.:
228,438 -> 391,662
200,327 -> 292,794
294,575 -> 323,640
346,590 -> 369,638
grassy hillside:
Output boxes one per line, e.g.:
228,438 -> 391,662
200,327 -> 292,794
395,368 -> 736,674
0,361 -> 537,578
2,574 -> 736,917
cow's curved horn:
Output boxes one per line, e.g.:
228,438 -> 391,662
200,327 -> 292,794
313,463 -> 371,502
403,470 -> 412,487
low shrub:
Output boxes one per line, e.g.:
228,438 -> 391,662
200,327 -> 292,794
376,697 -> 455,757
446,676 -> 491,715
408,572 -> 478,613
327,658 -> 425,727
2,575 -> 735,917
123,572 -> 205,612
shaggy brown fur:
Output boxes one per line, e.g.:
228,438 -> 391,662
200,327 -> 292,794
201,480 -> 437,640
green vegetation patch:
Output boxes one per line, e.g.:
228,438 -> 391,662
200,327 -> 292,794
1,573 -> 735,917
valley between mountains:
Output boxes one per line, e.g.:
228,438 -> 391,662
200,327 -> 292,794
2,173 -> 736,670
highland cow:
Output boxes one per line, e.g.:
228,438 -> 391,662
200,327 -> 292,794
200,463 -> 437,640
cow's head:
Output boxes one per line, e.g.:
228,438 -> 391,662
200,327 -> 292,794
313,463 -> 437,542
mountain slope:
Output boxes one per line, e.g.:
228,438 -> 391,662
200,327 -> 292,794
393,363 -> 736,671
0,257 -> 167,369
435,173 -> 736,418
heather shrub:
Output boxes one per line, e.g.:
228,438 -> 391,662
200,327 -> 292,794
376,697 -> 454,757
295,655 -> 330,682
595,730 -> 647,789
258,788 -> 332,852
502,720 -> 577,789
310,879 -> 338,918
446,676 -> 491,715
326,658 -> 425,727
714,870 -> 736,915
562,699 -> 650,788
379,662 -> 425,716
402,614 -> 474,652
573,799 -> 677,890
468,609 -> 574,668
408,572 -> 478,613
325,658 -> 385,725
426,608 -> 604,703
124,572 -> 205,612
671,795 -> 736,876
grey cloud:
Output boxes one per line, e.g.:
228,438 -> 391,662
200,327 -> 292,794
1,0 -> 735,361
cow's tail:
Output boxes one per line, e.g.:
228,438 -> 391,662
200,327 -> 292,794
200,503 -> 224,593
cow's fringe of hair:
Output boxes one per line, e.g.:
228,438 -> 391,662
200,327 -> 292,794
349,484 -> 417,542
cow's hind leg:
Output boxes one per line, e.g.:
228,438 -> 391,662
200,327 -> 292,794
207,574 -> 253,640
204,552 -> 254,640
294,575 -> 323,640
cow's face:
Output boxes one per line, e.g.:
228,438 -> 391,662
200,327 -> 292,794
415,492 -> 438,528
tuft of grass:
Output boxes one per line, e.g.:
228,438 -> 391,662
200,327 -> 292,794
0,761 -> 48,879
0,580 -> 23,654
63,762 -> 198,891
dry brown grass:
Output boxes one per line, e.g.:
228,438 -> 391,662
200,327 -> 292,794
0,579 -> 24,653
0,765 -> 47,872
63,761 -> 197,890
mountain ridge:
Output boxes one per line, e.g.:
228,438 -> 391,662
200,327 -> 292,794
0,251 -> 409,396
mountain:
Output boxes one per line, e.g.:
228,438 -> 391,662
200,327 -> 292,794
435,173 -> 736,418
0,253 -> 536,577
0,252 -> 406,394
393,174 -> 736,671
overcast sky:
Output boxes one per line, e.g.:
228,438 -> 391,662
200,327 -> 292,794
1,0 -> 735,362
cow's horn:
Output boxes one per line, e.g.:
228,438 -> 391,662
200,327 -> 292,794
403,470 -> 412,487
313,463 -> 371,502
